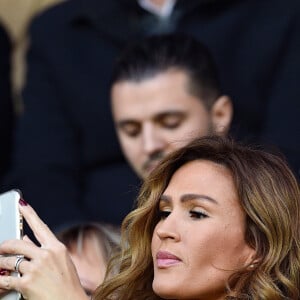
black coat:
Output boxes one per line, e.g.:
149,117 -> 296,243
0,23 -> 13,184
4,0 -> 300,231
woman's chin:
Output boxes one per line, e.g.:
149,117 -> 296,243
152,282 -> 178,299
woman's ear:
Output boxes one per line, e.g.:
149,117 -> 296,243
244,251 -> 261,271
210,95 -> 233,135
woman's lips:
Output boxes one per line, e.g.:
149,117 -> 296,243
156,250 -> 181,268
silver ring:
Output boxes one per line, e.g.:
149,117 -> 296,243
14,255 -> 25,273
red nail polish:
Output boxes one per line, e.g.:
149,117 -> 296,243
19,198 -> 28,206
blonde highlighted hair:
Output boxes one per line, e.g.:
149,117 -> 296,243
94,136 -> 300,300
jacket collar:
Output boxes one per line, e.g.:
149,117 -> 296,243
69,0 -> 225,25
68,0 -> 233,46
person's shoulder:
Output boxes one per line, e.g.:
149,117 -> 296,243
243,0 -> 300,31
29,0 -> 122,36
0,22 -> 11,57
29,0 -> 84,36
262,0 -> 300,15
265,0 -> 300,34
273,0 -> 300,9
0,22 -> 10,43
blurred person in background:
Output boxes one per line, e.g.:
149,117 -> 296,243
0,22 -> 14,185
110,33 -> 232,180
3,0 -> 299,234
56,222 -> 120,296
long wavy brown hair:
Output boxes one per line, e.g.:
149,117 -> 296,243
94,136 -> 300,300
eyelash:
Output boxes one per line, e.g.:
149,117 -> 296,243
158,210 -> 208,220
122,118 -> 182,137
189,210 -> 208,219
162,121 -> 181,129
158,210 -> 171,219
123,128 -> 140,137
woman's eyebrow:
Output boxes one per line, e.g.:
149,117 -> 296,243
159,193 -> 218,204
181,193 -> 218,204
159,194 -> 171,204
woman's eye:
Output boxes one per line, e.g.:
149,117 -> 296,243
84,290 -> 92,297
158,210 -> 171,219
189,210 -> 208,219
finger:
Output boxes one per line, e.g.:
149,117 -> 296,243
0,269 -> 9,276
0,239 -> 39,260
0,256 -> 15,271
0,255 -> 30,274
14,256 -> 29,275
0,275 -> 21,293
0,288 -> 10,296
23,235 -> 35,245
19,201 -> 57,246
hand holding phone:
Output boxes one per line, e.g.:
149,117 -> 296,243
0,189 -> 23,300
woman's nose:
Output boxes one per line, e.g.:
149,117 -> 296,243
155,213 -> 180,242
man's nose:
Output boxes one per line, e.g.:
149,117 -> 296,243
141,123 -> 165,155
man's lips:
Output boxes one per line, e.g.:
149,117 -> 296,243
156,251 -> 181,268
142,154 -> 165,173
143,161 -> 160,173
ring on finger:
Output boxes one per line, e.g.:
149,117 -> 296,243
14,256 -> 26,273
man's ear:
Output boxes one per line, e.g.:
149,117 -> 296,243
210,95 -> 233,135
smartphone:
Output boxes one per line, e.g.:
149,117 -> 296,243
0,189 -> 23,300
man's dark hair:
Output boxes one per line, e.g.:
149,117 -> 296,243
111,33 -> 222,108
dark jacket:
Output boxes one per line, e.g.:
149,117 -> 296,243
0,23 -> 13,184
4,0 -> 299,231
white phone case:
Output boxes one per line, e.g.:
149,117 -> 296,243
0,189 -> 23,300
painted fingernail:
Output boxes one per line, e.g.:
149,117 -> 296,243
19,198 -> 28,206
0,269 -> 7,275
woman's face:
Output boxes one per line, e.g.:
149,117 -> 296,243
151,160 -> 255,300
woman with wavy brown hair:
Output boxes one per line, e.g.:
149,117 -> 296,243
95,135 -> 300,300
0,136 -> 299,300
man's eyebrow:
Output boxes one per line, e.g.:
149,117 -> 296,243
117,111 -> 185,125
159,193 -> 218,204
154,111 -> 185,119
116,119 -> 139,127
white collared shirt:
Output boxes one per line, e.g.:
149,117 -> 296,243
138,0 -> 177,18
